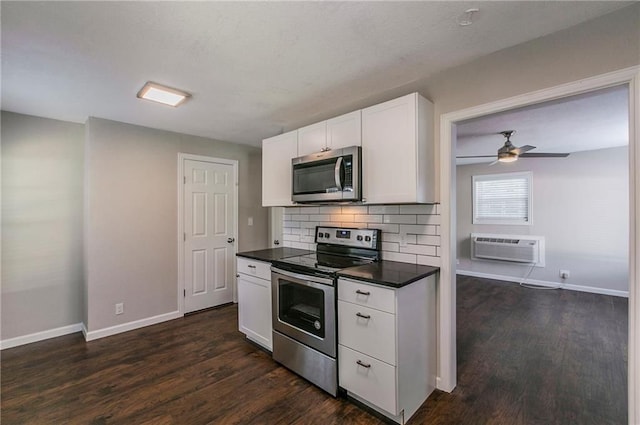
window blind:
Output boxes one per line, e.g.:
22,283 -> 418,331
473,173 -> 531,224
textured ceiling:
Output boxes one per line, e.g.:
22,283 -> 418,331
1,1 -> 632,146
456,84 -> 629,165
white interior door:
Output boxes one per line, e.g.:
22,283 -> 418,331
183,158 -> 236,313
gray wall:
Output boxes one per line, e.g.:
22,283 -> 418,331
457,147 -> 629,292
84,118 -> 267,332
1,112 -> 84,340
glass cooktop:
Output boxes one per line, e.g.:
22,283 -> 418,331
272,253 -> 375,275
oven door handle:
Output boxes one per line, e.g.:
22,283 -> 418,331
271,267 -> 334,287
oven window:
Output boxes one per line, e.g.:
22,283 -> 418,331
278,279 -> 325,338
293,158 -> 342,195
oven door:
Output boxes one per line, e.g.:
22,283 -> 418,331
271,267 -> 336,357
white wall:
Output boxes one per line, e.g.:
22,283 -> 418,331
282,205 -> 441,266
457,147 -> 629,294
1,112 -> 84,340
85,117 -> 268,333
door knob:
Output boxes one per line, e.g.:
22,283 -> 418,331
274,240 -> 280,245
227,237 -> 235,243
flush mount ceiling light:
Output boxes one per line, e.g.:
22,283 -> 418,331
137,81 -> 190,107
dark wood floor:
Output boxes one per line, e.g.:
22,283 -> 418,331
1,276 -> 627,425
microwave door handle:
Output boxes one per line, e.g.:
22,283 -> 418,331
334,157 -> 343,191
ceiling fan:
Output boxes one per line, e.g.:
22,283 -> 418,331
457,130 -> 570,165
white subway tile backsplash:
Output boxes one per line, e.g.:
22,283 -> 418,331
354,214 -> 383,223
401,244 -> 437,256
417,214 -> 441,225
417,255 -> 441,267
382,242 -> 400,252
332,214 -> 354,222
368,205 -> 399,214
417,235 -> 440,246
400,224 -> 437,235
383,214 -> 417,224
399,205 -> 437,214
382,251 -> 417,263
341,206 -> 368,214
367,223 -> 400,233
300,221 -> 319,229
282,204 -> 441,265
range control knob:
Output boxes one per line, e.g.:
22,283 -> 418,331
324,232 -> 330,238
318,233 -> 324,238
357,235 -> 363,241
365,236 -> 371,242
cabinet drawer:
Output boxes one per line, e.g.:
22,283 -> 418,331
338,301 -> 396,365
339,345 -> 397,415
338,278 -> 395,314
237,257 -> 271,281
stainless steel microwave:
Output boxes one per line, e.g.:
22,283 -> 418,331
291,146 -> 361,203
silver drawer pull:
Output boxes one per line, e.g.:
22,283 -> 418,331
355,290 -> 370,296
356,312 -> 371,319
247,265 -> 256,269
356,360 -> 371,368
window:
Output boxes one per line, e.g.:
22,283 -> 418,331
472,172 -> 532,225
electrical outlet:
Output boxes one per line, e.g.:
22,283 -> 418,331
248,216 -> 253,226
399,232 -> 408,248
559,270 -> 570,280
115,303 -> 124,315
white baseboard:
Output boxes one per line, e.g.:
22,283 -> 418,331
1,323 -> 84,350
83,310 -> 182,342
457,270 -> 629,298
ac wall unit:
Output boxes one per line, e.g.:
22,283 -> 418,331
471,233 -> 544,265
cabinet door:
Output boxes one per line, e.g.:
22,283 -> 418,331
262,131 -> 298,206
297,121 -> 327,156
327,110 -> 361,150
237,273 -> 273,350
362,93 -> 418,204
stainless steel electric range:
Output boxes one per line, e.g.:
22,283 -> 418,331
270,226 -> 381,396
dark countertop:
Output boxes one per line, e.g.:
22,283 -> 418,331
236,247 -> 313,262
337,260 -> 439,288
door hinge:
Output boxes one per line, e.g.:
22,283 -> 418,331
184,233 -> 186,241
184,289 -> 186,297
183,176 -> 186,184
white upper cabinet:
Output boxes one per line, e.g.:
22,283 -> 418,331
361,93 -> 435,204
327,110 -> 362,150
297,110 -> 362,156
297,121 -> 327,156
262,130 -> 298,207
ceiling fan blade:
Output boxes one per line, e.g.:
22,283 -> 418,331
519,152 -> 570,158
513,145 -> 536,155
456,155 -> 498,158
488,159 -> 500,166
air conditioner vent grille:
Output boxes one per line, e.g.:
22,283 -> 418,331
476,237 -> 520,244
471,234 -> 544,265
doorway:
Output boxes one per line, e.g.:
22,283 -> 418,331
178,153 -> 238,314
437,66 -> 640,423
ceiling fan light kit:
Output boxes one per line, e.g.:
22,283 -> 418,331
457,129 -> 570,165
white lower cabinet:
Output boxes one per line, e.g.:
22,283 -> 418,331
237,258 -> 272,351
338,276 -> 436,424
